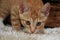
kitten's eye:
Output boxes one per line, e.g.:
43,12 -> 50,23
26,21 -> 30,25
36,22 -> 41,26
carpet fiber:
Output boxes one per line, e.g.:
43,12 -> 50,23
0,20 -> 60,40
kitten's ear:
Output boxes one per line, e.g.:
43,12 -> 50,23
20,3 -> 25,13
19,2 -> 28,13
41,3 -> 51,16
19,2 -> 28,19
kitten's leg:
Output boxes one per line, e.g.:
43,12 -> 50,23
0,9 -> 9,28
40,25 -> 45,34
0,6 -> 9,26
0,9 -> 8,19
11,6 -> 20,31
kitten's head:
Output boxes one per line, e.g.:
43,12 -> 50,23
19,3 -> 51,34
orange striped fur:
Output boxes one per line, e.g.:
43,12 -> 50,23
0,0 -> 51,34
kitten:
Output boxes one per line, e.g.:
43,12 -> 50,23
0,0 -> 50,34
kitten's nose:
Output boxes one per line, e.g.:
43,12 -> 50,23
31,31 -> 34,34
30,29 -> 35,34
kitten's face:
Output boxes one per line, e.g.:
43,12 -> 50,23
19,3 -> 50,34
20,12 -> 46,34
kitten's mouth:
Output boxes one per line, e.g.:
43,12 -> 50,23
30,31 -> 35,34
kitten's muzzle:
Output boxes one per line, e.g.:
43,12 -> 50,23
30,28 -> 36,34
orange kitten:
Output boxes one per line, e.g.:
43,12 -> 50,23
0,0 -> 50,34
18,0 -> 50,34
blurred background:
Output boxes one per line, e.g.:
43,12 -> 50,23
42,0 -> 60,27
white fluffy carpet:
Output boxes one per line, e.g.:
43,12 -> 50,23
0,20 -> 60,40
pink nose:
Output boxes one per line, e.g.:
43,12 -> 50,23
30,30 -> 35,33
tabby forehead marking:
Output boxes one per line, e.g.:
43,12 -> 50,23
31,10 -> 38,20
